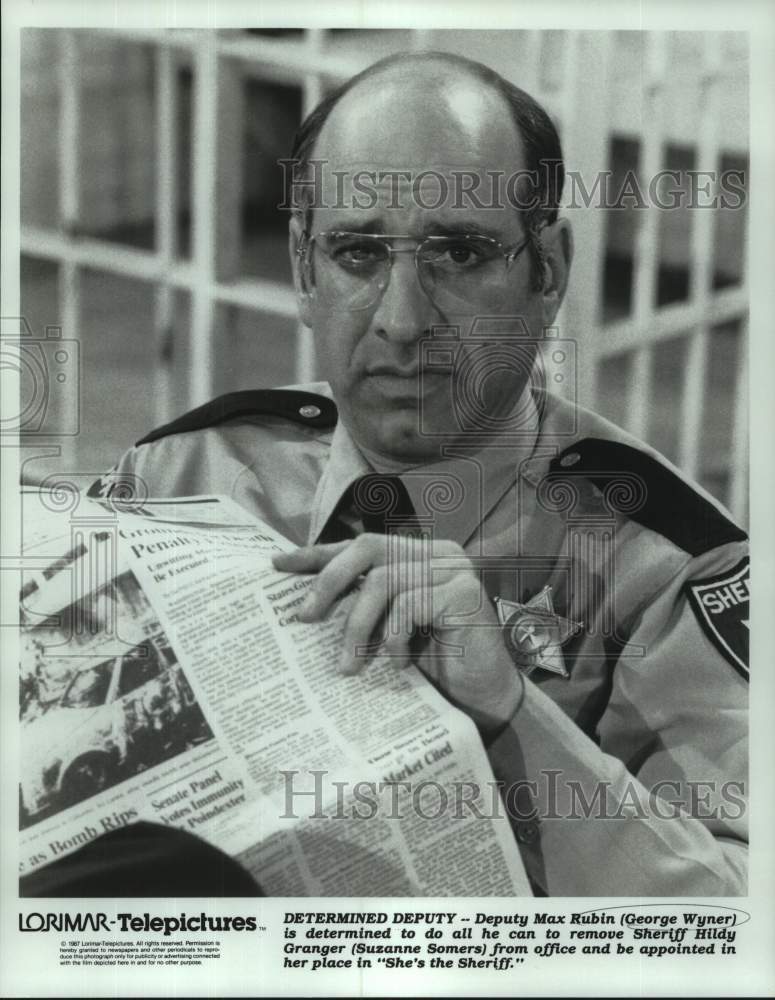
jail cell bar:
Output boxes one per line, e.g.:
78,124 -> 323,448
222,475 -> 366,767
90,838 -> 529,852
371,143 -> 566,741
590,32 -> 748,521
21,29 -> 366,415
19,29 -> 749,523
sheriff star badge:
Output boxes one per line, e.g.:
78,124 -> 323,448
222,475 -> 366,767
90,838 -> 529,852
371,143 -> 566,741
494,586 -> 582,678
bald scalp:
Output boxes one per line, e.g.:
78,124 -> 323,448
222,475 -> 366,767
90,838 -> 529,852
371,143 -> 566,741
315,58 -> 523,170
291,51 -> 562,185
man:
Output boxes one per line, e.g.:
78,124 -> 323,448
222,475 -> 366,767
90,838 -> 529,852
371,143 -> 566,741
76,51 -> 747,896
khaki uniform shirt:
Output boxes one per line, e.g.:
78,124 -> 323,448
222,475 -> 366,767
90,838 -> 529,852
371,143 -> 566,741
95,382 -> 749,896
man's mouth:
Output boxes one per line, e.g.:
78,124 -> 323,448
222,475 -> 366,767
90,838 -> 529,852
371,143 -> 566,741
363,366 -> 449,403
366,365 -> 421,378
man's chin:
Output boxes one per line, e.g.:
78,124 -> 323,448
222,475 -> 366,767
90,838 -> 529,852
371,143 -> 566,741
354,411 -> 449,465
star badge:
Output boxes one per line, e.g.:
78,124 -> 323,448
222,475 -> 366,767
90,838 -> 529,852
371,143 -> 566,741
494,586 -> 582,678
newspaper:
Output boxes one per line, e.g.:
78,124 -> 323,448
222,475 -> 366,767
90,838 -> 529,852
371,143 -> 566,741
17,489 -> 531,897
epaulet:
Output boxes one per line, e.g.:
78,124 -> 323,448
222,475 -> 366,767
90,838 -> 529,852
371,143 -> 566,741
548,438 -> 747,557
135,389 -> 338,446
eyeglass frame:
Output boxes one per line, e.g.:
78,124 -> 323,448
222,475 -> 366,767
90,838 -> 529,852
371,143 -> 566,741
295,229 -> 535,309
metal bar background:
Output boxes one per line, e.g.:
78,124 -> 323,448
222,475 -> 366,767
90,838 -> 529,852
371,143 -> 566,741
189,33 -> 218,406
153,42 -> 176,426
28,27 -> 749,521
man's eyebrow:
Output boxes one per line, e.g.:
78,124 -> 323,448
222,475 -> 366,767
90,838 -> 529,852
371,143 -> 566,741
318,218 -> 386,234
422,220 -> 506,239
318,219 -> 508,239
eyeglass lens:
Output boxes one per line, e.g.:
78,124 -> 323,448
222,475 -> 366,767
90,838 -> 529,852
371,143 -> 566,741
305,233 -> 518,313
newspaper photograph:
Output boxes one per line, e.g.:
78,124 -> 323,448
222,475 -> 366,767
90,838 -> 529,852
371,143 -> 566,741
17,490 -> 531,898
20,570 -> 212,832
1,0 -> 774,997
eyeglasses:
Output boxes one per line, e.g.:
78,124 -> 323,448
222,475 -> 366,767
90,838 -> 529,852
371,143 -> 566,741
297,230 -> 532,313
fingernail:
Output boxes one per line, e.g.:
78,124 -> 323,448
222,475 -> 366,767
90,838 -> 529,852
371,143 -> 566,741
297,590 -> 318,620
339,658 -> 355,675
273,546 -> 303,564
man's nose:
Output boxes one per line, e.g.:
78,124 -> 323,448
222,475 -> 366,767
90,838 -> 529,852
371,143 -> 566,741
371,253 -> 440,343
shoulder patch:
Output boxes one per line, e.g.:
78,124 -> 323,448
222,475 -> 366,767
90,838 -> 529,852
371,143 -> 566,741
548,438 -> 746,556
135,389 -> 338,446
685,557 -> 749,680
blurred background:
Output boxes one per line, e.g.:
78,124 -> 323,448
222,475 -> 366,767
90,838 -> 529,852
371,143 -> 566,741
19,28 -> 749,522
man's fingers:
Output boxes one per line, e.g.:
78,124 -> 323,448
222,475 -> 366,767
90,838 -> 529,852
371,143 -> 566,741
340,567 -> 390,674
272,541 -> 350,574
373,638 -> 412,671
275,536 -> 444,624
297,534 -> 386,620
342,580 -> 425,675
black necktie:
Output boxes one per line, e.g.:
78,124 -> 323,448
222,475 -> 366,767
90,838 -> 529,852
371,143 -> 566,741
319,473 -> 418,543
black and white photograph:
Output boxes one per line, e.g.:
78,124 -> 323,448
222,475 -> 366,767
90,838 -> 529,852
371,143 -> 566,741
2,1 -> 774,997
20,569 -> 213,828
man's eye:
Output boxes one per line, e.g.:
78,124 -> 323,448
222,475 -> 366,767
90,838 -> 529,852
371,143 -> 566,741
445,243 -> 479,264
332,242 -> 381,266
425,241 -> 489,267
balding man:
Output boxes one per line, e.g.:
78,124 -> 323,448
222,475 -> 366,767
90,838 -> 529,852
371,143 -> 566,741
81,51 -> 747,897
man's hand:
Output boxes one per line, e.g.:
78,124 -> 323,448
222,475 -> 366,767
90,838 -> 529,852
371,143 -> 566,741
272,535 -> 523,735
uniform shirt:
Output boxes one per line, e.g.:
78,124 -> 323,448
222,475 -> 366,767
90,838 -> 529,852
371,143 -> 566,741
93,382 -> 749,896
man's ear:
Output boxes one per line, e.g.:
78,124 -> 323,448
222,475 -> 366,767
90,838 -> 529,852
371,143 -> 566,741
289,214 -> 314,328
539,218 -> 573,325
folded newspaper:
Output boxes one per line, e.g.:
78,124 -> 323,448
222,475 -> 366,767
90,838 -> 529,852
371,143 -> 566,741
18,489 -> 531,896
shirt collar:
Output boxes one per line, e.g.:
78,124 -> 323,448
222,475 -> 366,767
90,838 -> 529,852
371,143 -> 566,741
308,420 -> 373,544
309,387 -> 540,547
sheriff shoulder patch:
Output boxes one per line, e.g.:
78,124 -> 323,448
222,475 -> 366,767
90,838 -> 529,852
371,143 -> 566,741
685,557 -> 749,680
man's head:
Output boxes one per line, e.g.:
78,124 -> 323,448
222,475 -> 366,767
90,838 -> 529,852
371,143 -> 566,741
287,51 -> 572,465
